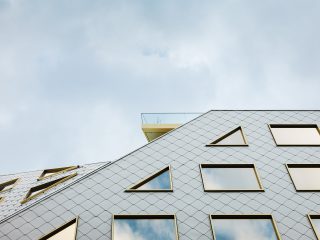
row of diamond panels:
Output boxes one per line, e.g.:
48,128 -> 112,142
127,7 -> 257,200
0,162 -> 105,222
0,111 -> 320,240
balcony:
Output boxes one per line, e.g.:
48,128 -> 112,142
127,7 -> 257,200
141,113 -> 201,142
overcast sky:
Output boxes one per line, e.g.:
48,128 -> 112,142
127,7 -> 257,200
1,0 -> 320,174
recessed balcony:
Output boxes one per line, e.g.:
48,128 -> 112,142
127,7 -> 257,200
141,113 -> 201,142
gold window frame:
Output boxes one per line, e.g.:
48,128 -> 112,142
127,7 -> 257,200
21,173 -> 77,204
286,164 -> 320,192
38,165 -> 79,181
209,214 -> 282,240
125,166 -> 173,192
308,214 -> 320,240
112,214 -> 179,240
269,124 -> 320,146
38,217 -> 79,240
0,178 -> 20,193
206,126 -> 249,147
200,163 -> 264,192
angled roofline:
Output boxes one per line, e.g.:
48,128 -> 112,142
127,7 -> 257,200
0,162 -> 111,224
209,109 -> 320,112
0,111 -> 210,224
208,109 -> 320,111
1,109 -> 320,224
0,161 -> 108,177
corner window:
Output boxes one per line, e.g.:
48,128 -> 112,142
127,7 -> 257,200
21,173 -> 77,204
39,217 -> 78,240
308,215 -> 320,240
286,164 -> 320,191
0,178 -> 19,193
125,166 -> 173,192
200,164 -> 264,191
269,124 -> 320,146
206,126 -> 248,146
113,215 -> 178,240
210,215 -> 281,240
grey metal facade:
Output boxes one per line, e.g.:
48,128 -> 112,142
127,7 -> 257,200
0,110 -> 320,240
0,162 -> 105,222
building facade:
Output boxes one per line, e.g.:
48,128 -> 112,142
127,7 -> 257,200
0,110 -> 320,239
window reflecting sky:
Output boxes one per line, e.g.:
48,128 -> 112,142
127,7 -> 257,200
289,167 -> 320,190
137,170 -> 171,190
202,167 -> 260,190
271,127 -> 320,145
47,222 -> 77,240
212,218 -> 278,240
311,218 -> 320,236
217,129 -> 245,145
114,218 -> 176,240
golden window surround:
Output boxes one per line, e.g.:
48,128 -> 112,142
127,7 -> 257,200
199,163 -> 264,192
269,124 -> 320,146
21,173 -> 77,204
209,214 -> 281,240
112,214 -> 179,240
206,126 -> 249,147
125,165 -> 173,192
38,217 -> 78,240
308,214 -> 320,240
38,166 -> 79,181
0,178 -> 20,193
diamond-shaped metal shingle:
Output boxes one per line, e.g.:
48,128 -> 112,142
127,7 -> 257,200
0,110 -> 320,240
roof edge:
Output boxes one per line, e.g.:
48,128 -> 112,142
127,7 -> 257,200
208,109 -> 320,111
0,111 -> 210,224
0,162 -> 113,224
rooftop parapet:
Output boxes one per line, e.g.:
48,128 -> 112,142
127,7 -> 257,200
141,113 -> 201,142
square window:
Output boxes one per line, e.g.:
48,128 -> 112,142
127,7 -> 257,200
200,164 -> 264,192
112,215 -> 178,240
286,164 -> 320,191
210,215 -> 281,240
269,124 -> 320,146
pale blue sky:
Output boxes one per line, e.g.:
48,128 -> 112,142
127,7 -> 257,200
1,0 -> 320,174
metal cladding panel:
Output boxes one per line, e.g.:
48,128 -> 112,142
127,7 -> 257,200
0,163 -> 105,222
0,110 -> 320,240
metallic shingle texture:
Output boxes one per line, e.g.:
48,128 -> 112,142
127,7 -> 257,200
0,162 -> 105,222
0,110 -> 320,240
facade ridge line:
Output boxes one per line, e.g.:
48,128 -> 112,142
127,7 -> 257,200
0,111 -> 210,225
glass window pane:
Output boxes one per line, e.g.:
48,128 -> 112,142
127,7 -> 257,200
310,217 -> 320,237
47,222 -> 77,240
2,185 -> 13,191
39,218 -> 78,240
270,125 -> 320,145
288,166 -> 320,190
0,178 -> 18,192
218,129 -> 245,145
201,165 -> 262,190
212,218 -> 278,240
114,218 -> 176,240
137,170 -> 171,190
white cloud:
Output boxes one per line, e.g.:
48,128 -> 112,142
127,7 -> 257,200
0,0 -> 320,173
114,219 -> 175,240
213,219 -> 277,240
